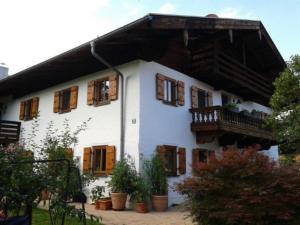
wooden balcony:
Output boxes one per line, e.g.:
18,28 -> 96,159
0,120 -> 21,145
190,106 -> 273,144
191,45 -> 273,105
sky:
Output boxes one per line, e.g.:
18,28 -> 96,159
0,0 -> 300,75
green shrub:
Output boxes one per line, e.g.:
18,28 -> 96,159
177,150 -> 300,225
107,157 -> 137,194
143,155 -> 167,196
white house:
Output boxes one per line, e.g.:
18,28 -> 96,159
0,14 -> 285,205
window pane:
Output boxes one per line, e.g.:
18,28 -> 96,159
199,151 -> 208,163
168,81 -> 172,102
61,90 -> 71,111
164,149 -> 176,175
24,100 -> 32,120
198,90 -> 207,108
95,79 -> 109,104
164,80 -> 168,101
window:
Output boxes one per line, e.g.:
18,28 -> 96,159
191,86 -> 212,108
60,89 -> 71,112
198,89 -> 209,108
163,79 -> 176,104
87,75 -> 118,106
221,93 -> 230,106
157,145 -> 186,176
53,86 -> 78,113
93,146 -> 107,174
19,97 -> 39,121
83,145 -> 116,176
24,99 -> 33,120
156,73 -> 185,106
94,78 -> 110,105
192,149 -> 216,173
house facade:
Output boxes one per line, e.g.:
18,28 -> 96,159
0,14 -> 285,205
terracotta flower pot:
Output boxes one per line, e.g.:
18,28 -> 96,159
99,198 -> 112,210
111,192 -> 127,210
135,202 -> 148,213
152,195 -> 168,212
95,200 -> 101,210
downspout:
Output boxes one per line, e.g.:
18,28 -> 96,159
90,41 -> 125,160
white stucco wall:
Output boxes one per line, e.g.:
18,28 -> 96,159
1,60 -> 142,200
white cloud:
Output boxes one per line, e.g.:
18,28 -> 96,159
218,7 -> 255,19
0,0 -> 113,74
157,2 -> 176,14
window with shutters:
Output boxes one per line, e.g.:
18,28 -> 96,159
156,73 -> 184,106
193,149 -> 216,172
87,75 -> 118,106
83,145 -> 116,176
54,86 -> 78,113
19,97 -> 39,121
191,86 -> 213,109
157,145 -> 186,176
94,78 -> 110,105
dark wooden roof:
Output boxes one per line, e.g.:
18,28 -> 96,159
0,13 -> 285,102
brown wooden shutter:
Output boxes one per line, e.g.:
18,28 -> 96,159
191,86 -> 198,108
19,101 -> 25,120
83,147 -> 92,173
157,145 -> 166,167
156,74 -> 165,100
70,86 -> 78,109
31,97 -> 39,118
66,148 -> 73,159
192,148 -> 200,173
177,81 -> 185,106
207,91 -> 213,106
87,80 -> 95,105
53,91 -> 60,113
106,145 -> 116,174
178,147 -> 186,174
109,74 -> 118,101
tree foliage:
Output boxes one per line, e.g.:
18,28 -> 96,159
267,55 -> 300,153
177,150 -> 300,225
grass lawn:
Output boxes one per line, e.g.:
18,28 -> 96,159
32,208 -> 102,225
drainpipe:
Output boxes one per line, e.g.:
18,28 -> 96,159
90,41 -> 125,160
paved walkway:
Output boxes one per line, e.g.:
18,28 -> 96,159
39,201 -> 194,225
83,203 -> 194,225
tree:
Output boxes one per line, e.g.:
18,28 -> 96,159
177,150 -> 300,225
267,55 -> 300,154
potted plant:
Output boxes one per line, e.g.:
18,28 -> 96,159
107,157 -> 136,210
90,186 -> 104,209
132,175 -> 150,213
90,186 -> 112,210
143,155 -> 168,212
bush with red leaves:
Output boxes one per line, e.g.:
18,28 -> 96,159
177,150 -> 300,225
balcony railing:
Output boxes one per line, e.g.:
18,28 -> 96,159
190,106 -> 273,140
0,120 -> 21,145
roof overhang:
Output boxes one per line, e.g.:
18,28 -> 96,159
0,13 -> 286,99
